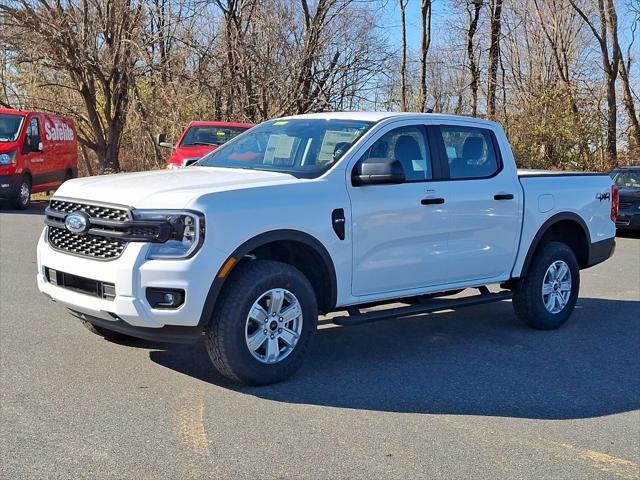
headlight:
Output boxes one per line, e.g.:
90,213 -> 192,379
0,151 -> 16,165
132,210 -> 204,259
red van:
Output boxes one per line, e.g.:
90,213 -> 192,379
0,109 -> 78,209
158,121 -> 254,169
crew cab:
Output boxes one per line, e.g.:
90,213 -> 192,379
0,109 -> 77,209
157,121 -> 253,169
36,112 -> 616,385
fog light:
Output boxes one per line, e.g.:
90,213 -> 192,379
146,288 -> 185,309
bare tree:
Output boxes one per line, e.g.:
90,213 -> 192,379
418,0 -> 432,112
611,3 -> 640,154
465,0 -> 483,117
569,0 -> 620,162
0,0 -> 143,172
487,0 -> 503,117
398,0 -> 409,111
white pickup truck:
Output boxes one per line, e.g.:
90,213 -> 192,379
37,112 -> 618,385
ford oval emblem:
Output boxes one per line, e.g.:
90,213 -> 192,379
65,211 -> 90,235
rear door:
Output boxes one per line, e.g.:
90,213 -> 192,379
426,123 -> 521,283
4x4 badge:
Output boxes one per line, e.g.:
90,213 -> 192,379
596,192 -> 610,201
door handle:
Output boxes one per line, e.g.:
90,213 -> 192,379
494,193 -> 514,200
421,198 -> 445,205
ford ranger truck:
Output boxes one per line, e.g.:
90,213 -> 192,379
1,109 -> 78,209
37,112 -> 617,385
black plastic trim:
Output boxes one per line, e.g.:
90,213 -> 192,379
197,229 -> 338,327
587,237 -> 616,267
69,310 -> 203,344
517,212 -> 591,278
333,290 -> 513,326
518,172 -> 609,178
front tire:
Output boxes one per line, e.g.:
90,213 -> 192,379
512,241 -> 580,330
205,260 -> 318,385
10,176 -> 31,210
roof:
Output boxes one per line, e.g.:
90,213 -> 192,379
0,108 -> 30,116
276,111 -> 500,126
189,121 -> 254,128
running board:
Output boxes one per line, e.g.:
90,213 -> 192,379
332,290 -> 513,326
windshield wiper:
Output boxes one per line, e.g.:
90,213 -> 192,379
189,142 -> 218,146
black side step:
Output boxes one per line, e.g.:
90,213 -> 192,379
332,290 -> 513,326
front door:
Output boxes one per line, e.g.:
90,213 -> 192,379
22,115 -> 46,185
349,123 -> 450,296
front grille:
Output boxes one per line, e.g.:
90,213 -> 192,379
49,199 -> 130,221
45,267 -> 116,300
48,226 -> 126,259
46,199 -> 131,260
619,201 -> 635,210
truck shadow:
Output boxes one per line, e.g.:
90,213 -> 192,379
147,297 -> 640,420
0,200 -> 47,215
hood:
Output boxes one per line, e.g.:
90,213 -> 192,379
0,140 -> 19,154
54,167 -> 299,209
168,145 -> 218,165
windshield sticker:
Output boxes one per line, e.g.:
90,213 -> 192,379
273,121 -> 288,126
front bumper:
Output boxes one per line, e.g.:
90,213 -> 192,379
0,174 -> 20,199
36,228 -> 224,334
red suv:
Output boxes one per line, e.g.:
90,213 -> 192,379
158,121 -> 254,169
0,109 -> 78,209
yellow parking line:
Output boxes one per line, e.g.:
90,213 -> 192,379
176,391 -> 210,455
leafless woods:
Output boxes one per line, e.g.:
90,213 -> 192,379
1,0 -> 638,173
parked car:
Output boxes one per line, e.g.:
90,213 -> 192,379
0,109 -> 77,209
610,166 -> 640,231
37,112 -> 616,385
157,121 -> 253,169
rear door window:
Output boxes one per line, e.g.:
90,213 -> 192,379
439,125 -> 499,179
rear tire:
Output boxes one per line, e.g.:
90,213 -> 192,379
205,260 -> 318,385
512,241 -> 580,330
81,320 -> 128,341
10,176 -> 31,210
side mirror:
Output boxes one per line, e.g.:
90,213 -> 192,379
155,133 -> 173,149
24,136 -> 42,153
352,157 -> 405,186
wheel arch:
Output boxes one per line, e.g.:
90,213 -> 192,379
518,212 -> 591,278
198,229 -> 338,327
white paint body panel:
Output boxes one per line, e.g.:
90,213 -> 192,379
36,112 -> 616,328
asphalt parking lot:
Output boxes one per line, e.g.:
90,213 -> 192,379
1,202 -> 639,479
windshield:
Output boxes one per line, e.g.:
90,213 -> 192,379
180,125 -> 250,147
611,170 -> 640,189
197,119 -> 372,178
0,114 -> 24,142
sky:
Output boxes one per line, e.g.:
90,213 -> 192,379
377,0 -> 636,54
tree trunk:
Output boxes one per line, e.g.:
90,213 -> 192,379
605,0 -> 640,154
418,0 -> 432,112
399,0 -> 408,111
467,0 -> 482,117
487,0 -> 503,118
